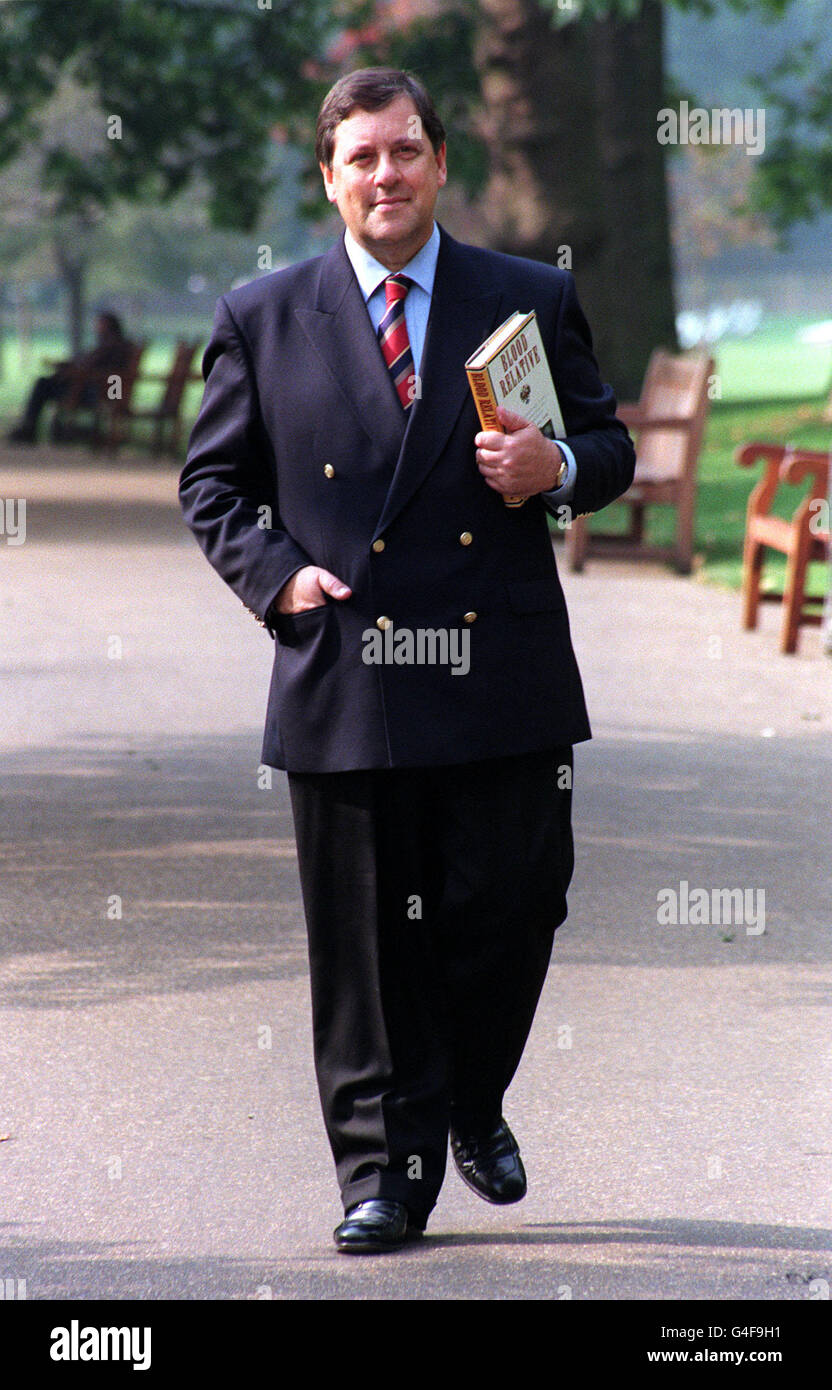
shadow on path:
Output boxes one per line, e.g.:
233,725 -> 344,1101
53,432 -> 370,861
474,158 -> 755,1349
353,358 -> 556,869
1,726 -> 829,1010
2,1217 -> 829,1300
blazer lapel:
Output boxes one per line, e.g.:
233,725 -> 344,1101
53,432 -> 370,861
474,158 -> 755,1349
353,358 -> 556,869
374,226 -> 503,538
294,237 -> 406,462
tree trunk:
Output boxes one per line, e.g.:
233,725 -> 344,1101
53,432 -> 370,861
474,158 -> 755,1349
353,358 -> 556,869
54,237 -> 86,356
473,0 -> 612,372
472,0 -> 679,400
592,0 -> 678,398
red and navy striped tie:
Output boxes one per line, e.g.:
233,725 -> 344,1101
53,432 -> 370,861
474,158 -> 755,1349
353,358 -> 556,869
378,274 -> 415,410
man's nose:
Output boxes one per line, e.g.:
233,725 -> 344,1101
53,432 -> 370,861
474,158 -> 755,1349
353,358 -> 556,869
374,154 -> 400,184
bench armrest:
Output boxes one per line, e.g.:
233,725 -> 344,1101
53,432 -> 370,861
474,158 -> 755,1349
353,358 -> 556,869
780,452 -> 830,489
616,402 -> 642,428
735,442 -> 787,469
627,415 -> 696,432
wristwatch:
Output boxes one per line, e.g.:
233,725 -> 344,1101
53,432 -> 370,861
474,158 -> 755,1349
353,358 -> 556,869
552,445 -> 568,489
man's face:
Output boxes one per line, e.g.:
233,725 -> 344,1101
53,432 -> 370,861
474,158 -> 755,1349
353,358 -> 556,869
321,94 -> 447,270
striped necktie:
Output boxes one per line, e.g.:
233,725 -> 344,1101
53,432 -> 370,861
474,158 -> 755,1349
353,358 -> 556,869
377,273 -> 415,410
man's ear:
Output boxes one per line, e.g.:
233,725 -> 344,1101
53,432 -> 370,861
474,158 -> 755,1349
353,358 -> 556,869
320,162 -> 337,203
435,142 -> 448,188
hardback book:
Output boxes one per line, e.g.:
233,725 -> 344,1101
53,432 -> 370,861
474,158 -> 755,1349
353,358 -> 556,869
465,310 -> 565,508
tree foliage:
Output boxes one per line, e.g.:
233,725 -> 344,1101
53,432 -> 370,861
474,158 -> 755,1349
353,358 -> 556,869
750,39 -> 832,229
0,0 -> 334,231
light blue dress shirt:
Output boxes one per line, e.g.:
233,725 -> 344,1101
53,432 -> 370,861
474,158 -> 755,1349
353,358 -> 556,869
343,222 -> 577,508
344,221 -> 439,374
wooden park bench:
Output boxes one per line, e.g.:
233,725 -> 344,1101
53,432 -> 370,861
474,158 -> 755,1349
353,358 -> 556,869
127,339 -> 202,457
50,339 -> 147,452
735,442 -> 830,654
565,349 -> 715,574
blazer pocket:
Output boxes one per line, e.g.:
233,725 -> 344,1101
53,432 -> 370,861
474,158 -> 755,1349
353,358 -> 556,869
273,601 -> 331,645
506,578 -> 567,614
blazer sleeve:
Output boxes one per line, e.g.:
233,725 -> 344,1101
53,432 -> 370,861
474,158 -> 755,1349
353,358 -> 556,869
547,272 -> 636,518
178,295 -> 313,632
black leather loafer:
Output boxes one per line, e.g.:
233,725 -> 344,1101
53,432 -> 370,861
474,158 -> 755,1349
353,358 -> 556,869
333,1199 -> 421,1254
450,1118 -> 527,1204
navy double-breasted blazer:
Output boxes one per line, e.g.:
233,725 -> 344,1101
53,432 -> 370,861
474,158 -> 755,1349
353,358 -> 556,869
179,224 -> 635,772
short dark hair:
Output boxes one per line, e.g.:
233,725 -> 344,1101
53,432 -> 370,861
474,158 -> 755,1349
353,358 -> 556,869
315,67 -> 446,169
96,310 -> 124,338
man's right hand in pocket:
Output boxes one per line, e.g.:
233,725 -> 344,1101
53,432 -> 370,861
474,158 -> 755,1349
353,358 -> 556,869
274,566 -> 352,615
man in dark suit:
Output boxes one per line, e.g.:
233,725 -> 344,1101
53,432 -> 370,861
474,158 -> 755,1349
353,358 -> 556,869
179,67 -> 635,1253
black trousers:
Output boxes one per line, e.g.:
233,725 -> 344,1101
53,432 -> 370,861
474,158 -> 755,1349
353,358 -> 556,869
287,745 -> 574,1226
19,374 -> 67,436
17,373 -> 97,438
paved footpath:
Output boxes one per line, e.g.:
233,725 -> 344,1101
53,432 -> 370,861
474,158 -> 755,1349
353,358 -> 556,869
1,449 -> 830,1300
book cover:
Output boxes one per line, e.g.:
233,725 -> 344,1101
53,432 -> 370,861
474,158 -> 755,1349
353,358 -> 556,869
466,310 -> 565,508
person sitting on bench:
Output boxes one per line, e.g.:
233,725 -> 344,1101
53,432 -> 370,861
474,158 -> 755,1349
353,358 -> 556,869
7,311 -> 132,444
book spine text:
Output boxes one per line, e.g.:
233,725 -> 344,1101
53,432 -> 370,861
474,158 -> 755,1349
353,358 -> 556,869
465,366 -> 526,508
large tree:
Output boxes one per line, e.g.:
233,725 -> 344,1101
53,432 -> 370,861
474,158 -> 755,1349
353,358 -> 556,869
334,0 -> 795,394
473,1 -> 614,371
0,0 -> 333,350
469,0 -> 681,395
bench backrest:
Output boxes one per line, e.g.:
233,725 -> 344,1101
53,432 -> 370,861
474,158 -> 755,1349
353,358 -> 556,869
159,340 -> 201,414
634,350 -> 714,485
116,340 -> 147,409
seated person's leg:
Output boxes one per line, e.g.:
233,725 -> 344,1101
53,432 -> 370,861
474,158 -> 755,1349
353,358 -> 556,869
7,374 -> 67,443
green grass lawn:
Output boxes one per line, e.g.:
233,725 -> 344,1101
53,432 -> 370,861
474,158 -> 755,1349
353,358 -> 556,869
716,323 -> 832,402
552,397 -> 830,598
2,318 -> 830,595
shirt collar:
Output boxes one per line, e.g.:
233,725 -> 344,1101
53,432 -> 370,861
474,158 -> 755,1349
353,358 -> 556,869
343,221 -> 440,302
